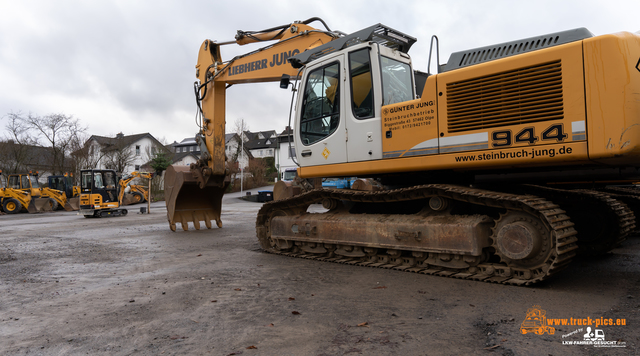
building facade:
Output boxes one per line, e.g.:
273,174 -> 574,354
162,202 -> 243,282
81,132 -> 169,174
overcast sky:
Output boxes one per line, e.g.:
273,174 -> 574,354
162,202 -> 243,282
1,0 -> 639,146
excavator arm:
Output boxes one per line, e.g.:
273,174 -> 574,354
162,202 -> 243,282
165,18 -> 340,231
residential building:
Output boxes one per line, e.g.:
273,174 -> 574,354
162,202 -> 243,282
171,152 -> 199,166
80,132 -> 170,174
168,134 -> 251,169
225,133 -> 251,170
244,130 -> 277,159
172,137 -> 200,154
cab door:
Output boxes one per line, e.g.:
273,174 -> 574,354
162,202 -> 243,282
345,46 -> 383,162
295,57 -> 348,167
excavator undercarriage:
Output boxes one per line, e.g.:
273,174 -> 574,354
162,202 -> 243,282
256,184 -> 634,285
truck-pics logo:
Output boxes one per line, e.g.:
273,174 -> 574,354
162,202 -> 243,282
520,305 -> 627,348
520,305 -> 555,335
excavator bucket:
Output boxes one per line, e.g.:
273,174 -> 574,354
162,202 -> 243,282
64,197 -> 79,211
165,165 -> 228,232
29,198 -> 53,213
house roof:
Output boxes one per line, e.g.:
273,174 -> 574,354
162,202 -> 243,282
171,151 -> 199,163
0,142 -> 74,173
278,126 -> 294,136
225,133 -> 237,144
88,133 -> 171,154
244,130 -> 278,150
175,137 -> 196,146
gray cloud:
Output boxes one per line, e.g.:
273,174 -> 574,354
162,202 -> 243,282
1,0 -> 639,144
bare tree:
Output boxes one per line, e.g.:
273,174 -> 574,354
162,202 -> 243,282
0,113 -> 37,173
247,158 -> 267,188
228,118 -> 250,186
70,134 -> 105,171
68,132 -> 110,184
103,138 -> 136,174
232,118 -> 250,144
18,113 -> 87,175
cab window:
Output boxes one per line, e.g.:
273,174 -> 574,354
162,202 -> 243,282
381,56 -> 413,105
300,62 -> 340,145
81,171 -> 93,191
94,172 -> 104,189
349,48 -> 374,119
29,175 -> 39,188
51,177 -> 64,191
104,171 -> 116,189
8,176 -> 19,189
21,175 -> 29,189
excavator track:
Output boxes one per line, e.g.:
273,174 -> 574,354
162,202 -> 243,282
598,186 -> 640,231
256,184 -> 579,286
513,185 -> 635,255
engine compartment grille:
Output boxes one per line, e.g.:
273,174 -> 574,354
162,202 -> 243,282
446,60 -> 563,133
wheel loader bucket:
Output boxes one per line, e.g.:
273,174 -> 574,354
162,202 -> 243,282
121,193 -> 137,206
29,197 -> 53,213
164,165 -> 229,232
65,197 -> 80,211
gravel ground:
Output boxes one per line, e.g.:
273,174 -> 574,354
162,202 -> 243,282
0,187 -> 639,355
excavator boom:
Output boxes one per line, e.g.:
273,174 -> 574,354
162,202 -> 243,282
165,18 -> 339,231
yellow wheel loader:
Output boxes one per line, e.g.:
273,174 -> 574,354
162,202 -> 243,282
0,170 -> 37,213
118,171 -> 153,206
3,172 -> 54,213
165,18 -> 640,285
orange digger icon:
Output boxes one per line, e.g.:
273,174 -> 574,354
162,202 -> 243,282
520,306 -> 555,335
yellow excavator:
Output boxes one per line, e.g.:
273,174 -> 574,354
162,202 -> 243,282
165,18 -> 640,285
79,169 -> 128,218
118,171 -> 153,206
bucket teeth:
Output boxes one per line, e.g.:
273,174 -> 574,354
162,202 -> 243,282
172,210 -> 219,231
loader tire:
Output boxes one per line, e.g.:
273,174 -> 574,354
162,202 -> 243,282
49,198 -> 59,211
132,192 -> 144,204
3,199 -> 22,214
